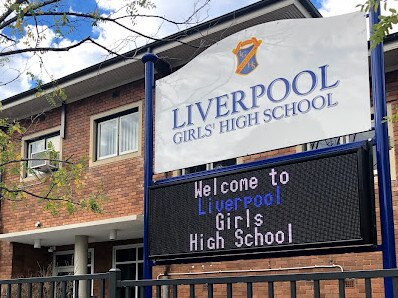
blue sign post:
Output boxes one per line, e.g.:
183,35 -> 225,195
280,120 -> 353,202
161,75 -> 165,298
369,7 -> 397,298
141,9 -> 395,297
142,52 -> 158,298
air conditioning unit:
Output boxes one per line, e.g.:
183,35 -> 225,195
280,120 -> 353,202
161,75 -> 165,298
29,150 -> 59,172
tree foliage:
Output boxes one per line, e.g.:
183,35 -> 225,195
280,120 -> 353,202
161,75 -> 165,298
0,0 -> 213,214
358,0 -> 398,47
0,114 -> 107,215
0,0 -> 210,88
0,0 -> 208,57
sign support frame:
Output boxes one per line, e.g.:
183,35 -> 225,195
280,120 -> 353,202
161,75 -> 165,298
369,7 -> 397,298
142,52 -> 158,298
141,11 -> 393,296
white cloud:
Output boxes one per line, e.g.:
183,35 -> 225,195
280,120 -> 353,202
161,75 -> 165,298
319,0 -> 398,36
0,55 -> 31,99
2,0 -> 397,101
318,0 -> 358,16
0,0 -> 259,100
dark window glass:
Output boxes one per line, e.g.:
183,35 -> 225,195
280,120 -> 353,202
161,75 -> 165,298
117,264 -> 136,280
183,158 -> 237,175
116,247 -> 135,263
137,247 -> 143,261
184,164 -> 207,174
213,158 -> 236,169
308,137 -> 342,150
138,263 -> 144,280
55,254 -> 73,267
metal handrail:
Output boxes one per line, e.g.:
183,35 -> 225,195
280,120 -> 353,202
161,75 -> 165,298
120,268 -> 398,287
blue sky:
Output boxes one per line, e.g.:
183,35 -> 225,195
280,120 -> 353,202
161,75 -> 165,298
312,0 -> 323,8
0,0 -> 395,100
22,0 -> 324,42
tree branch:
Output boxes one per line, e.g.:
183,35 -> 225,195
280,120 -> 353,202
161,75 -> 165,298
0,157 -> 74,167
0,0 -> 27,26
0,37 -> 91,56
0,0 -> 60,30
0,185 -> 81,204
23,11 -> 199,46
0,33 -> 17,43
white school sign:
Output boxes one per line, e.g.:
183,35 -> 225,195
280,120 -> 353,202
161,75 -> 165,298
154,13 -> 371,174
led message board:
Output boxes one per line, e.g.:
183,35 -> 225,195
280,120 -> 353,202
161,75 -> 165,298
148,143 -> 376,261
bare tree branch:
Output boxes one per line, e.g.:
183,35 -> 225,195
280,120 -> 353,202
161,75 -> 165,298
0,33 -> 16,43
0,156 -> 74,167
16,11 -> 199,46
0,36 -> 91,56
0,185 -> 81,203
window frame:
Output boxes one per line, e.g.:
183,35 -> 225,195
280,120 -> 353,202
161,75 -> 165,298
302,104 -> 396,180
89,102 -> 142,167
180,158 -> 238,175
112,244 -> 143,298
96,117 -> 119,160
52,248 -> 94,276
52,249 -> 94,296
119,113 -> 139,155
21,126 -> 62,180
27,133 -> 60,164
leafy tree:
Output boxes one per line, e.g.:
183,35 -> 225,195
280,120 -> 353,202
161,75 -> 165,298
0,115 -> 107,215
0,0 -> 210,85
0,0 -> 210,214
358,0 -> 398,47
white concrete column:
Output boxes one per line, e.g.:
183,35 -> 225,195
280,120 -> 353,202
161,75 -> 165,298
74,235 -> 88,298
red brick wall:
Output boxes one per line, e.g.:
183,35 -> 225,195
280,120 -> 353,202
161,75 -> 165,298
150,70 -> 398,297
0,65 -> 398,297
0,242 -> 13,279
1,80 -> 146,233
11,243 -> 51,278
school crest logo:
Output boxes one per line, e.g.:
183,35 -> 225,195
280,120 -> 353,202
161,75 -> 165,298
232,37 -> 262,75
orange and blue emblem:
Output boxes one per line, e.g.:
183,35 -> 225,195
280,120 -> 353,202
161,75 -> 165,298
232,37 -> 262,75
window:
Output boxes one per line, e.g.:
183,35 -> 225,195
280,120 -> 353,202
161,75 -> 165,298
22,130 -> 61,178
90,102 -> 142,166
96,109 -> 139,160
181,158 -> 237,175
28,134 -> 60,161
53,249 -> 94,276
303,107 -> 396,179
113,244 -> 143,298
53,249 -> 94,296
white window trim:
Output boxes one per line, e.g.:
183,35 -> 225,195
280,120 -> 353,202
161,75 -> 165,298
53,249 -> 95,296
89,102 -> 142,167
113,243 -> 143,298
97,118 -> 119,160
52,248 -> 94,275
20,126 -> 62,182
119,114 -> 138,155
112,243 -> 143,267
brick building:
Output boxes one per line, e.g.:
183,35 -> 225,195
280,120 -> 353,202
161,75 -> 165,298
0,0 -> 397,297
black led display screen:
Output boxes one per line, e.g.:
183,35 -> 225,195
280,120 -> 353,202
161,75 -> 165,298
148,143 -> 376,261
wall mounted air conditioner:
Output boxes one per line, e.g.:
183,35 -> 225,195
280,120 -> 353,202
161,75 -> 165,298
29,150 -> 59,172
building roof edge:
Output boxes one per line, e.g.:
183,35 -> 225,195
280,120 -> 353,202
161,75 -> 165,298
1,0 -> 321,107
